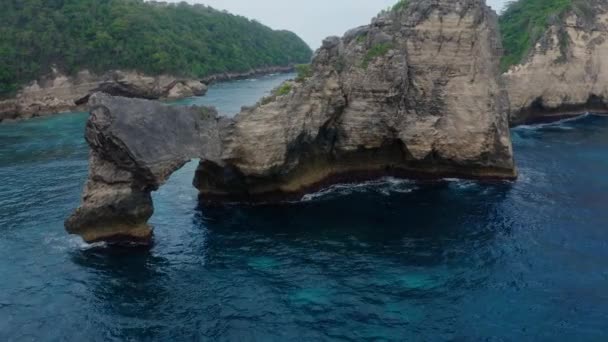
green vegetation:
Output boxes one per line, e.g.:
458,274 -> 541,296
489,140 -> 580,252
295,64 -> 312,82
362,43 -> 393,69
499,0 -> 573,71
0,0 -> 312,96
261,82 -> 292,104
392,0 -> 410,12
275,83 -> 292,96
334,57 -> 347,73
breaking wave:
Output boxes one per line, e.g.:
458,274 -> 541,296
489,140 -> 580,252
514,113 -> 593,131
300,177 -> 418,202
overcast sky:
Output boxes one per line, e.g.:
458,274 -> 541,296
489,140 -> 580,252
163,0 -> 509,49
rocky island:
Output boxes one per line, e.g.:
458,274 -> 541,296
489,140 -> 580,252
65,0 -> 608,245
66,0 -> 517,245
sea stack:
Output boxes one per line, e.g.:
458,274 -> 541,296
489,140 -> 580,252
194,0 -> 516,201
503,0 -> 608,125
66,0 -> 517,245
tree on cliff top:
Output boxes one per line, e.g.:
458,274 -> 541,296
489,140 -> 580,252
499,0 -> 595,71
0,0 -> 312,96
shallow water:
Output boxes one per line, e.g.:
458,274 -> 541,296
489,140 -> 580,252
1,74 -> 608,341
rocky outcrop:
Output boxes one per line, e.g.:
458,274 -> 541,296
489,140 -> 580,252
504,1 -> 608,125
0,70 -> 207,122
94,71 -> 207,100
65,93 -> 224,245
194,0 -> 515,201
66,0 -> 516,244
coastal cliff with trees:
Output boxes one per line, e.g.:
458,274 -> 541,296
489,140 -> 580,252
0,0 -> 312,120
500,0 -> 608,124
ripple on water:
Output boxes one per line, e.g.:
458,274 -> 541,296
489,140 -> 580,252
247,256 -> 281,271
1,84 -> 608,340
289,287 -> 333,306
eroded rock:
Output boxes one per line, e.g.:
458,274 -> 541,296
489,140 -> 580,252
65,93 -> 223,245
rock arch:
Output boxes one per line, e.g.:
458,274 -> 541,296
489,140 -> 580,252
65,93 -> 225,245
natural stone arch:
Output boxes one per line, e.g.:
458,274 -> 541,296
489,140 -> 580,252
65,93 -> 224,245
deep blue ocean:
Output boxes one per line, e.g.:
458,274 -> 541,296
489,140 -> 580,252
1,73 -> 607,341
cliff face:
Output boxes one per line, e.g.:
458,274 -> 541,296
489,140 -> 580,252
0,70 -> 207,122
504,1 -> 608,125
194,0 -> 515,201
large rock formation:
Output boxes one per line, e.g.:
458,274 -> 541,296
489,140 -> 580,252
194,0 -> 515,201
0,70 -> 207,122
65,93 -> 224,245
504,1 -> 608,125
66,0 -> 516,244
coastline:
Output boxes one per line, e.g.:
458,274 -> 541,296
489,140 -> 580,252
200,65 -> 295,85
0,65 -> 296,123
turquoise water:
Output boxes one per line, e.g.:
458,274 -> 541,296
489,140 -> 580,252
171,72 -> 294,116
1,74 -> 608,340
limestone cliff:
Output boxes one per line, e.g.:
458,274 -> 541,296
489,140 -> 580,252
0,70 -> 207,122
194,0 -> 515,201
66,0 -> 516,245
504,1 -> 608,125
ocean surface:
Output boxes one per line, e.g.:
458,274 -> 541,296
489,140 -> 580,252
1,73 -> 607,341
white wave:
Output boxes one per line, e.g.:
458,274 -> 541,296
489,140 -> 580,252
443,178 -> 480,190
514,112 -> 592,131
300,177 -> 418,202
44,234 -> 104,251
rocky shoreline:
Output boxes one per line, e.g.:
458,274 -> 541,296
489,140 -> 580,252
0,65 -> 295,123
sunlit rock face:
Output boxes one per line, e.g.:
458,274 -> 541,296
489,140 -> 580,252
504,1 -> 608,125
194,0 -> 515,202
